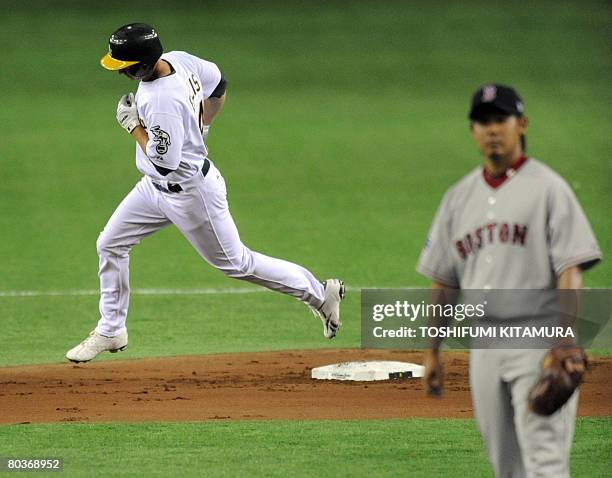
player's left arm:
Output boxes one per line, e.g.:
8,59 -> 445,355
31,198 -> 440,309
558,265 -> 582,289
193,57 -> 227,143
200,77 -> 227,143
203,91 -> 226,126
548,178 -> 602,342
556,265 -> 582,345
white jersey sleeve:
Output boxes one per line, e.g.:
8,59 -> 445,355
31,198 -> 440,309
194,57 -> 222,98
417,189 -> 460,287
546,177 -> 602,274
169,51 -> 222,99
144,112 -> 185,171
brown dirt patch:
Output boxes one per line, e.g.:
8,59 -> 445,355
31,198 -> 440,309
0,349 -> 610,424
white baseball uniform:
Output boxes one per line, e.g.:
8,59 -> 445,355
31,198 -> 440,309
417,157 -> 602,477
95,51 -> 324,337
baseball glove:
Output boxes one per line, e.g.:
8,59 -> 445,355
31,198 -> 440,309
528,343 -> 588,416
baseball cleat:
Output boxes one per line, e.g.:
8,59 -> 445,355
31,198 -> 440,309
65,330 -> 128,363
315,279 -> 345,339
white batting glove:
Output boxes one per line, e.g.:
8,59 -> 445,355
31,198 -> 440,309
202,124 -> 210,143
116,93 -> 140,134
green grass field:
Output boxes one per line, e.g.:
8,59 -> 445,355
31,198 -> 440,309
1,0 -> 610,476
1,419 -> 610,477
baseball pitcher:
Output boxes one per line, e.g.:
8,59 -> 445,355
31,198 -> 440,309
417,84 -> 602,477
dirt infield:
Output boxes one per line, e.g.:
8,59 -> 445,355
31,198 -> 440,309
0,349 -> 610,424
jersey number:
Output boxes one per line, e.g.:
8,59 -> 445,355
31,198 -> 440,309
188,74 -> 201,108
198,102 -> 205,138
188,74 -> 206,139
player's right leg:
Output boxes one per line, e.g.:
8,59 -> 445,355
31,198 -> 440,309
470,349 -> 526,477
66,178 -> 171,363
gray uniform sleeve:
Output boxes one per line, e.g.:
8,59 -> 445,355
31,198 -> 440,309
547,180 -> 602,274
416,191 -> 459,287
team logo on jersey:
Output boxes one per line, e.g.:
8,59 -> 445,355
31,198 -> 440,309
150,125 -> 171,155
482,85 -> 497,102
455,222 -> 529,260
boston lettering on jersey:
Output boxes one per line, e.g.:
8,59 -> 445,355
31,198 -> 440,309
455,222 -> 528,260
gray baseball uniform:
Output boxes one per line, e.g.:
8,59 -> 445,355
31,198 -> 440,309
417,156 -> 602,477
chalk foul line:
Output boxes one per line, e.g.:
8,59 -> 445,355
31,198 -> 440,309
0,285 -> 366,298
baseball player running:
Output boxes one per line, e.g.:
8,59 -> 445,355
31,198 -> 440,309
66,23 -> 344,363
417,84 -> 602,477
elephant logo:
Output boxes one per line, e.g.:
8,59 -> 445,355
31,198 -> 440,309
150,125 -> 171,155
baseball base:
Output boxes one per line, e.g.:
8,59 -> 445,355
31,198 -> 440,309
311,361 -> 425,381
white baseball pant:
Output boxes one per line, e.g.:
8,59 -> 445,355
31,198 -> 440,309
95,161 -> 325,336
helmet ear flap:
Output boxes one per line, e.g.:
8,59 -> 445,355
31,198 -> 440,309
126,61 -> 155,79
